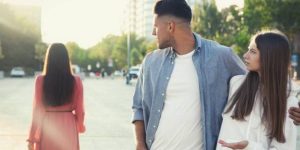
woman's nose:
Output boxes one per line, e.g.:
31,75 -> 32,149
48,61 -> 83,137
243,52 -> 248,60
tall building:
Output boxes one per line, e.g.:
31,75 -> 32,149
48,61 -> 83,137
123,0 -> 155,40
123,0 -> 209,40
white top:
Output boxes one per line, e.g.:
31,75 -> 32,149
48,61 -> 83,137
151,50 -> 203,150
217,75 -> 299,150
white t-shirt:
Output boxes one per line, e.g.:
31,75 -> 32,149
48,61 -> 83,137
217,75 -> 299,150
151,50 -> 203,150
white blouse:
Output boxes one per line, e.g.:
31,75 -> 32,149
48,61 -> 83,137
217,75 -> 299,150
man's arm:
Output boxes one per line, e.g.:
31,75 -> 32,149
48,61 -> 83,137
134,121 -> 147,150
289,102 -> 300,125
132,56 -> 148,149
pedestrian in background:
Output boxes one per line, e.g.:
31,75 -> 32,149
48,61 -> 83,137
27,43 -> 85,150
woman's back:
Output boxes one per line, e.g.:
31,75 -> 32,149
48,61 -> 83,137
28,75 -> 85,150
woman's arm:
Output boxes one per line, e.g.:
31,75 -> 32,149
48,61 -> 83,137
74,76 -> 85,133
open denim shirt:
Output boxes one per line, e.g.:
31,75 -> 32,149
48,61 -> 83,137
132,33 -> 246,150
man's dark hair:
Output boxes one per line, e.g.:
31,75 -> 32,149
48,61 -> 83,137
154,0 -> 192,23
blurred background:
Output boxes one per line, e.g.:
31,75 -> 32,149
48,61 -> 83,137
0,0 -> 299,79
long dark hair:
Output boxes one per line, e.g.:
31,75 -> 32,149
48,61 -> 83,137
225,31 -> 291,142
42,43 -> 75,106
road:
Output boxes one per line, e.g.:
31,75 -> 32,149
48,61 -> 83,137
0,77 -> 135,150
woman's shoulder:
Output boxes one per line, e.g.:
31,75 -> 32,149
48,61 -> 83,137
230,75 -> 246,87
73,75 -> 83,86
73,75 -> 81,80
35,74 -> 44,82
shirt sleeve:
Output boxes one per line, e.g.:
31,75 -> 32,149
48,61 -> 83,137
223,48 -> 247,77
131,57 -> 147,123
74,76 -> 86,133
246,96 -> 298,150
27,76 -> 45,143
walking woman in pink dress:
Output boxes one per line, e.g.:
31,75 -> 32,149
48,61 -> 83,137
27,43 -> 85,150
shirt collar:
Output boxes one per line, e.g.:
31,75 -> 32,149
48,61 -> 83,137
169,32 -> 202,61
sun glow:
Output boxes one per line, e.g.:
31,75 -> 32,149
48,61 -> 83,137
41,0 -> 126,48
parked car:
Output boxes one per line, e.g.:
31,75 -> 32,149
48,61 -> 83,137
113,70 -> 123,77
129,66 -> 140,79
10,67 -> 26,77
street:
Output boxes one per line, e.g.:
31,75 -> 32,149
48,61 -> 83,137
0,77 -> 135,150
0,77 -> 299,149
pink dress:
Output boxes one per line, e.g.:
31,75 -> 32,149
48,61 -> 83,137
27,75 -> 85,150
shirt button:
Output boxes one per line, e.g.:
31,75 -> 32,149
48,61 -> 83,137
166,77 -> 169,80
161,93 -> 165,96
157,109 -> 160,112
153,125 -> 156,128
149,140 -> 152,143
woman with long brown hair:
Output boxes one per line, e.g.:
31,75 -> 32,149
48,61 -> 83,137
217,31 -> 299,149
27,43 -> 85,150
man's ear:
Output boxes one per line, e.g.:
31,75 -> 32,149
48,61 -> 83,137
168,21 -> 175,33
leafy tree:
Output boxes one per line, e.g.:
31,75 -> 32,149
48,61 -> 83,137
34,42 -> 48,70
65,42 -> 87,68
0,2 -> 41,73
0,40 -> 4,60
192,0 -> 222,40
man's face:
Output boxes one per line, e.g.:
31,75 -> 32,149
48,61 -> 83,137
152,15 -> 172,49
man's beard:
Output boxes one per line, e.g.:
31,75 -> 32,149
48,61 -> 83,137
158,40 -> 171,49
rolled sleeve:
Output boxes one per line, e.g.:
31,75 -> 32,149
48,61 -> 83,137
132,108 -> 144,123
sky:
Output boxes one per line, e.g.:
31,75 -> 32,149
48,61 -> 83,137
1,0 -> 244,48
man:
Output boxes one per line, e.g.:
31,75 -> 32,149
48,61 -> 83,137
132,0 -> 300,150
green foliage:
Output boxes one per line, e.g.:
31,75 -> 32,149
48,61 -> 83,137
85,33 -> 152,71
0,2 -> 41,73
192,0 -> 222,39
65,42 -> 87,68
0,40 -> 4,60
192,0 -> 300,56
35,42 -> 48,62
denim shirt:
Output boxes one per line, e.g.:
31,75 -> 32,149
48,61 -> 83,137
132,33 -> 246,150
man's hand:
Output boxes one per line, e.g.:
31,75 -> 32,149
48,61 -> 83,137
136,142 -> 147,150
289,102 -> 300,125
218,140 -> 248,150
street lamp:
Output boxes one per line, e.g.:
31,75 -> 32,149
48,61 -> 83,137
126,32 -> 131,85
126,2 -> 131,85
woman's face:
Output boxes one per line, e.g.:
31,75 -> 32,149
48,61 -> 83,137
243,40 -> 261,73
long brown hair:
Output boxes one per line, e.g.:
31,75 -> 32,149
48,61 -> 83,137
225,31 -> 291,142
42,43 -> 75,106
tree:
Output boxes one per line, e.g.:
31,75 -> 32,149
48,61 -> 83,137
0,40 -> 4,60
34,42 -> 48,70
192,0 -> 222,40
0,2 -> 41,73
218,5 -> 250,55
243,0 -> 272,34
192,1 -> 249,56
131,48 -> 143,66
